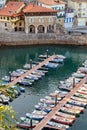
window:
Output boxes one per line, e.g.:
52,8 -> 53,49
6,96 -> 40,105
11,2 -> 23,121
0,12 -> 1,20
39,18 -> 44,23
62,6 -> 64,9
83,13 -> 85,16
39,18 -> 41,22
29,18 -> 34,23
11,17 -> 13,20
78,8 -> 81,11
19,22 -> 22,26
79,3 -> 81,6
5,23 -> 7,27
49,18 -> 53,22
7,17 -> 9,20
83,8 -> 85,11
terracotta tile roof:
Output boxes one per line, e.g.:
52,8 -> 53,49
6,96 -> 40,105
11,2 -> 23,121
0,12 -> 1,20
23,3 -> 57,13
0,1 -> 25,17
37,0 -> 66,6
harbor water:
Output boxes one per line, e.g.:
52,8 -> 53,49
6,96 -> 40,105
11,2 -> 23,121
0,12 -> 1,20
0,45 -> 87,130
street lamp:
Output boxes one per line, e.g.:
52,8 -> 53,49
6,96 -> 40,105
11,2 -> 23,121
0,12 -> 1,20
46,49 -> 48,58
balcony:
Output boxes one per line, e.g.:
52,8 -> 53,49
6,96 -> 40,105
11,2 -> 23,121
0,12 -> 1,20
57,14 -> 65,18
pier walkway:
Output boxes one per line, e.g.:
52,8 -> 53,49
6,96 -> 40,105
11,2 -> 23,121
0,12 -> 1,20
34,76 -> 87,130
9,55 -> 56,86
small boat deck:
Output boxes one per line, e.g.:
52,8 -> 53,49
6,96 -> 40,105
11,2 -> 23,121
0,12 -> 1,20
34,76 -> 87,130
8,55 -> 56,86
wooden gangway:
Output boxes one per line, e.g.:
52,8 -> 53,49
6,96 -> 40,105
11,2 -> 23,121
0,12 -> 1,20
8,55 -> 56,86
34,76 -> 87,130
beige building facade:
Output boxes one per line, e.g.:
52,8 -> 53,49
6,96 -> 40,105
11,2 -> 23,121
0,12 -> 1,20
34,0 -> 66,27
68,0 -> 87,26
23,4 -> 57,34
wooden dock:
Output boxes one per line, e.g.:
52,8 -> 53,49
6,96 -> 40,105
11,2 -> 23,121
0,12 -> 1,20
8,54 -> 87,130
9,55 -> 56,86
34,76 -> 87,130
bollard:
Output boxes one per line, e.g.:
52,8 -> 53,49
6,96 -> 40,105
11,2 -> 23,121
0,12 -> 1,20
55,94 -> 57,106
30,118 -> 32,130
73,77 -> 75,88
30,59 -> 32,69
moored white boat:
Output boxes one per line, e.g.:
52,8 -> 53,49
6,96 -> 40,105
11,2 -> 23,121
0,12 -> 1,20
78,67 -> 87,73
65,103 -> 84,113
45,95 -> 62,101
0,94 -> 10,104
77,89 -> 87,95
17,79 -> 32,86
52,115 -> 74,125
72,72 -> 85,78
47,120 -> 69,130
74,92 -> 87,99
50,57 -> 64,64
34,103 -> 52,113
26,113 -> 44,121
58,81 -> 73,91
71,96 -> 87,103
40,98 -> 58,105
68,99 -> 87,108
60,106 -> 80,117
32,110 -> 47,116
55,111 -> 76,119
56,55 -> 66,60
2,76 -> 11,82
16,122 -> 35,129
23,63 -> 36,69
44,62 -> 59,69
38,54 -> 50,58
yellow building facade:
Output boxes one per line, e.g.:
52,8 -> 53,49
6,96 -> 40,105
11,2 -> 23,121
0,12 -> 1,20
0,1 -> 25,31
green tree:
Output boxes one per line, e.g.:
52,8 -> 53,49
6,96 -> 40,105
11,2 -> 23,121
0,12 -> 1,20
0,104 -> 17,130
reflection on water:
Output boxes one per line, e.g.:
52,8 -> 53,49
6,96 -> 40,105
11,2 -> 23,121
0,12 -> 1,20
0,45 -> 87,130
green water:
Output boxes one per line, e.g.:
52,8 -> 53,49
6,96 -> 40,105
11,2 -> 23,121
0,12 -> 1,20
0,45 -> 87,130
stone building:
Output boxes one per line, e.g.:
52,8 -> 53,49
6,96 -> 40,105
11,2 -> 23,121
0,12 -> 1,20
23,3 -> 57,34
0,1 -> 25,31
32,0 -> 66,27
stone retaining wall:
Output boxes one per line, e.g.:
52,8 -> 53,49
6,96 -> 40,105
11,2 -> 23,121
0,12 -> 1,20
0,31 -> 87,46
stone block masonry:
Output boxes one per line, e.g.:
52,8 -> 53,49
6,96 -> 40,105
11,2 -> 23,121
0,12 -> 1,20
0,30 -> 87,46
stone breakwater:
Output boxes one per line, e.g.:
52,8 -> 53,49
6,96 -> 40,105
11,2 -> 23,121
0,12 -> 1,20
0,31 -> 87,46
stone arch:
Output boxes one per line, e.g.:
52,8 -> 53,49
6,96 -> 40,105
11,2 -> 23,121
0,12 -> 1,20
37,25 -> 45,33
47,25 -> 54,33
29,25 -> 35,33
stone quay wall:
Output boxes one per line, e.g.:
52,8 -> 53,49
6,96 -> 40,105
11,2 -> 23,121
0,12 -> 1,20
0,31 -> 87,46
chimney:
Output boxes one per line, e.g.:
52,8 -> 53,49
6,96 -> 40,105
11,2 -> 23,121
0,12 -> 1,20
33,3 -> 34,7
